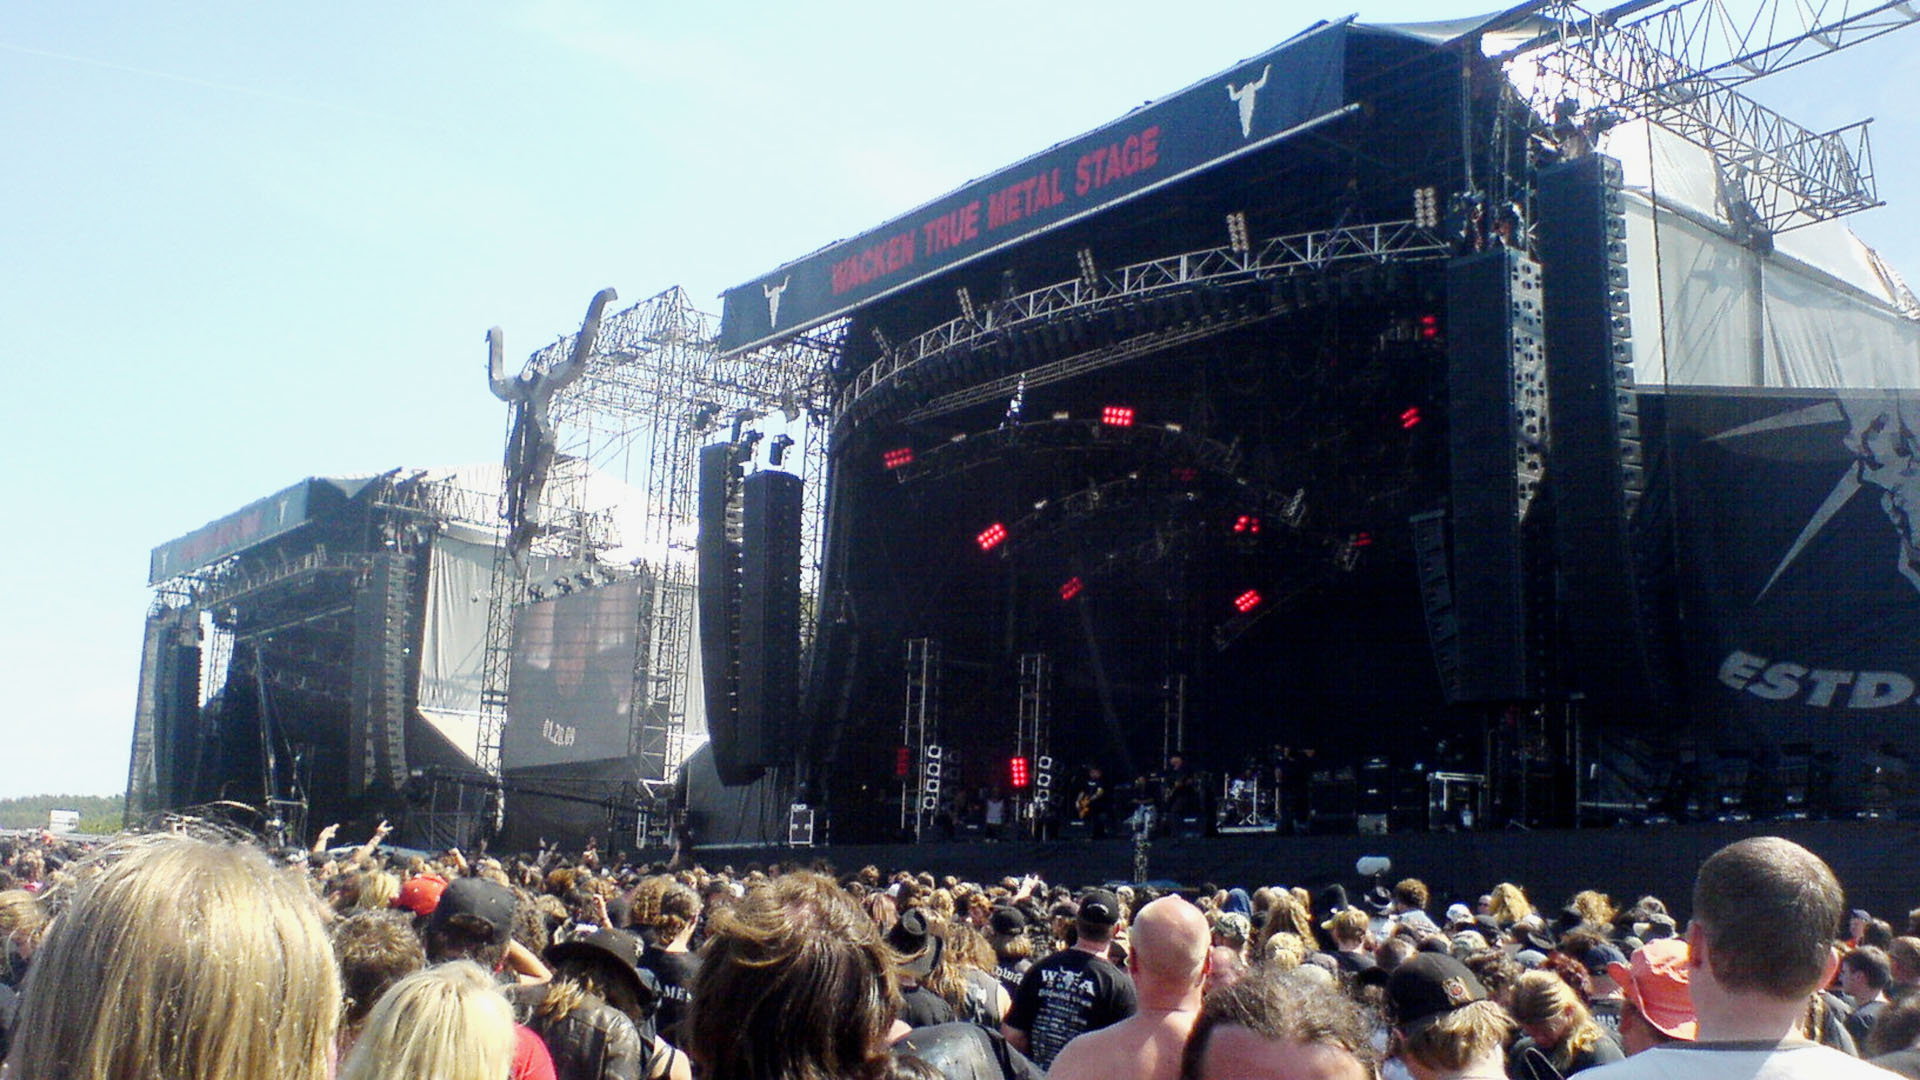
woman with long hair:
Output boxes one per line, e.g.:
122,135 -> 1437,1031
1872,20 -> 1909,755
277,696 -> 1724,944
1507,970 -> 1624,1078
687,872 -> 908,1080
5,832 -> 339,1080
1488,882 -> 1535,929
340,962 -> 517,1080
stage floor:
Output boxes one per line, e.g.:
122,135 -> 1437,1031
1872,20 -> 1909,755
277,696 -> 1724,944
691,819 -> 1920,922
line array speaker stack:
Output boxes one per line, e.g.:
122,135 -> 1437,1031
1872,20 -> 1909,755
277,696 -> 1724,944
1538,154 -> 1667,703
739,470 -> 803,772
698,442 -> 804,786
1444,249 -> 1548,701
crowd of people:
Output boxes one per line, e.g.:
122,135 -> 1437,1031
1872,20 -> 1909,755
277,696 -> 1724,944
0,825 -> 1916,1079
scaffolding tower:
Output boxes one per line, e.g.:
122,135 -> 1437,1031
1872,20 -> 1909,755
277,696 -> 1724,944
476,287 -> 835,823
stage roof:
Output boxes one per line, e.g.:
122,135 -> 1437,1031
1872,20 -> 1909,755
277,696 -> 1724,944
718,17 -> 1367,355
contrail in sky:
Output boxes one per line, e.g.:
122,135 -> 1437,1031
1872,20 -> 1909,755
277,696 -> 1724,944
0,41 -> 395,123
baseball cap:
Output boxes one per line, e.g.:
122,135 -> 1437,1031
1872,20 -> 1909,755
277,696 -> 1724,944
394,874 -> 449,916
428,877 -> 516,944
1444,902 -> 1474,928
1579,942 -> 1628,978
989,906 -> 1027,936
1078,889 -> 1121,928
1388,953 -> 1488,1034
1607,938 -> 1696,1041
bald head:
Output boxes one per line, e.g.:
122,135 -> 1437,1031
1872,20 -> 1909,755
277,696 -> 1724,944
1131,896 -> 1211,996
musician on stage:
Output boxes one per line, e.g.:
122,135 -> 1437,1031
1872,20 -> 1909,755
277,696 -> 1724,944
1073,764 -> 1114,837
1160,751 -> 1203,821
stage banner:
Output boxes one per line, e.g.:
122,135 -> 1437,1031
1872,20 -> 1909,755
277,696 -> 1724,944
504,579 -> 645,770
149,480 -> 312,584
1665,388 -> 1920,809
716,19 -> 1351,354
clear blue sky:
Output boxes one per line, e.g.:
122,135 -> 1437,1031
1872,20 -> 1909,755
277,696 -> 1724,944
2,2 -> 1916,797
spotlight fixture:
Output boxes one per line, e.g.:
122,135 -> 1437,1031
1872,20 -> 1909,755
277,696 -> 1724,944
976,523 -> 1008,551
1226,211 -> 1250,253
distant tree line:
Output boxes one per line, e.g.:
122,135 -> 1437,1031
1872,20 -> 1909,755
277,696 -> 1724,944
0,793 -> 126,833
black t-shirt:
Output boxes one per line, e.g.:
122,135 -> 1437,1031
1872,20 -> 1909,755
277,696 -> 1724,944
640,948 -> 699,1043
899,984 -> 959,1029
1508,1032 -> 1625,1079
1005,948 -> 1136,1069
993,957 -> 1032,997
1330,948 -> 1376,974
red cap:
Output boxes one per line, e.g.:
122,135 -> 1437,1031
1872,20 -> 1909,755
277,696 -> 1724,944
393,874 -> 449,916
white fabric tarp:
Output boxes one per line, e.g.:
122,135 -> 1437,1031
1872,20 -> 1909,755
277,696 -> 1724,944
417,534 -> 496,764
1595,121 -> 1920,391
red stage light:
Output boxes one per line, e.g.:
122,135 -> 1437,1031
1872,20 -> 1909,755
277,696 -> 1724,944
895,746 -> 911,777
1010,756 -> 1031,789
1233,589 -> 1262,613
1101,405 -> 1135,427
1232,514 -> 1263,535
1059,576 -> 1084,601
883,447 -> 915,469
1400,407 -> 1423,429
1353,531 -> 1374,548
1419,314 -> 1440,340
976,523 -> 1008,551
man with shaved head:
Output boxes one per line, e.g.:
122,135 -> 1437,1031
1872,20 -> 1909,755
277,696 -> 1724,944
1048,896 -> 1212,1080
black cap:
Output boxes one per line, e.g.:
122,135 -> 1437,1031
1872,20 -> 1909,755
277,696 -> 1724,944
1318,884 -> 1349,914
428,877 -> 516,944
1580,942 -> 1628,976
887,908 -> 944,977
989,906 -> 1027,935
1389,953 -> 1489,1034
1078,889 -> 1122,928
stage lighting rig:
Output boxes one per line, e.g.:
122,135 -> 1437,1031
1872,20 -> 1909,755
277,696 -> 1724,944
1226,211 -> 1250,254
769,433 -> 795,466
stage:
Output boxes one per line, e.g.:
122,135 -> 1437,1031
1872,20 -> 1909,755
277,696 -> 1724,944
690,819 -> 1920,927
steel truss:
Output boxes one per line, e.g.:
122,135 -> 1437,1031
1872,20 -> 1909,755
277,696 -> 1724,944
902,638 -> 942,839
1015,652 -> 1052,832
1504,0 -> 1920,235
476,287 -> 834,807
832,219 -> 1451,430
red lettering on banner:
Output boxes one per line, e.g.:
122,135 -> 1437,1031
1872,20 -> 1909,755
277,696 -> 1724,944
830,229 -> 919,295
922,200 -> 982,256
1075,124 -> 1160,196
988,168 -> 1065,230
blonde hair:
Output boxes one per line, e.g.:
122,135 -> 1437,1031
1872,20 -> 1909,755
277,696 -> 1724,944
0,888 -> 47,949
1262,932 -> 1307,971
356,870 -> 400,911
1510,970 -> 1610,1072
7,833 -> 339,1080
1571,889 -> 1616,929
339,962 -> 516,1080
1399,999 -> 1513,1071
1489,882 -> 1534,926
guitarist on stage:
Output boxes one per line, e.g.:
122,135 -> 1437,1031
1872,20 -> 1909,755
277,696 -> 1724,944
1073,764 -> 1113,837
1160,751 -> 1205,831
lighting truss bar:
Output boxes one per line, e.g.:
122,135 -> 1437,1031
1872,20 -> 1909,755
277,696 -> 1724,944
833,218 -> 1449,430
1500,0 -> 1920,101
1509,0 -> 1916,233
